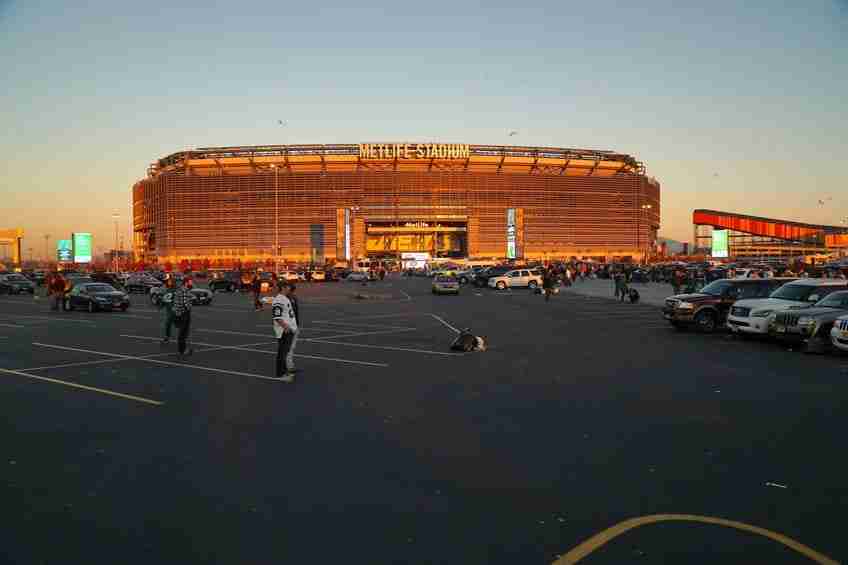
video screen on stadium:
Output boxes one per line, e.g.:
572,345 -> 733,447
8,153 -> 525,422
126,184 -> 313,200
72,232 -> 92,263
711,229 -> 729,258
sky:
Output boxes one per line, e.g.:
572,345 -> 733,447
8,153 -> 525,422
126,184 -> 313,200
1,0 -> 846,260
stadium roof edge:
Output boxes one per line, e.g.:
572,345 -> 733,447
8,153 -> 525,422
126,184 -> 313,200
694,209 -> 848,234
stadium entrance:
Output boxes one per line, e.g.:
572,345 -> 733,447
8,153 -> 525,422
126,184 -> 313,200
365,220 -> 467,258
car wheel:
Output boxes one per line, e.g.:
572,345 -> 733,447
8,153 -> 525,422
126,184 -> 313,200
432,289 -> 436,294
528,281 -> 538,290
670,321 -> 684,331
228,284 -> 235,293
88,301 -> 96,313
496,281 -> 506,290
460,277 -> 468,285
694,310 -> 716,333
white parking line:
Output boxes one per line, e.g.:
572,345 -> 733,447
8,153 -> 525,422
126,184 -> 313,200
122,334 -> 389,367
305,339 -> 464,357
8,315 -> 95,325
430,314 -> 461,334
311,312 -> 420,323
304,327 -> 418,340
400,290 -> 412,301
22,339 -> 275,371
309,320 -> 416,331
0,367 -> 163,406
197,328 -> 458,356
32,342 -> 282,382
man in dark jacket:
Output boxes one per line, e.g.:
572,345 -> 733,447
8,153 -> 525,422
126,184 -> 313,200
542,269 -> 556,302
252,274 -> 263,311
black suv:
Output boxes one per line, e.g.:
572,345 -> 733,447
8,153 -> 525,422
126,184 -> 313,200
663,278 -> 792,333
209,272 -> 243,292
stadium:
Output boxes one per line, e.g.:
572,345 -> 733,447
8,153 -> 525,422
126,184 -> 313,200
132,143 -> 661,266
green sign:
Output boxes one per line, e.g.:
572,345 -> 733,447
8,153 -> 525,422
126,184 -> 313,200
72,232 -> 92,263
711,229 -> 729,258
57,239 -> 72,262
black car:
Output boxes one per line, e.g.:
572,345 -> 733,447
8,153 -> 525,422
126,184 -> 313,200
0,273 -> 36,294
91,272 -> 125,290
66,283 -> 131,312
474,265 -> 512,287
209,272 -> 242,292
125,275 -> 163,294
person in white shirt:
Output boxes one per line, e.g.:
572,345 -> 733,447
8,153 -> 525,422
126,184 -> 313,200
272,282 -> 298,382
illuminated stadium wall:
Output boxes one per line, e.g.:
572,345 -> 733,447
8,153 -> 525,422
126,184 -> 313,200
133,144 -> 661,264
693,210 -> 848,259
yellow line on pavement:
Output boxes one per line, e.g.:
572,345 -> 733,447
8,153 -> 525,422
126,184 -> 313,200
553,514 -> 838,565
0,367 -> 163,406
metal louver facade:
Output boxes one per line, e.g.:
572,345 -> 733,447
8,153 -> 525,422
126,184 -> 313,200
133,144 -> 660,264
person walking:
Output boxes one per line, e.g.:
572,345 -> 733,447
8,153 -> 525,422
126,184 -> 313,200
251,274 -> 263,311
272,281 -> 298,382
542,268 -> 556,302
159,277 -> 176,345
49,272 -> 65,311
285,283 -> 300,372
171,278 -> 193,356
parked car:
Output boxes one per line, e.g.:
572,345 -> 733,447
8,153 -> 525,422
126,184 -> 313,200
488,269 -> 544,290
831,314 -> 848,353
727,279 -> 846,335
771,291 -> 848,352
209,272 -> 242,293
66,283 -> 130,312
453,270 -> 475,285
91,272 -> 125,290
0,273 -> 35,294
663,278 -> 789,333
346,272 -> 369,282
474,265 -> 512,288
279,271 -> 300,283
432,275 -> 460,295
125,275 -> 163,294
310,270 -> 326,282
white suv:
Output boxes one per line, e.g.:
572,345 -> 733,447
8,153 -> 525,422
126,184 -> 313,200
727,279 -> 848,335
831,314 -> 848,352
487,269 -> 543,290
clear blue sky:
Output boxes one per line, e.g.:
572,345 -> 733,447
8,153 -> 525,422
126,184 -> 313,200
1,0 -> 846,258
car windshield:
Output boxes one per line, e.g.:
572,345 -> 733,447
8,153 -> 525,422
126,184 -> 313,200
6,274 -> 27,281
813,293 -> 848,309
770,284 -> 823,301
86,284 -> 116,293
699,280 -> 735,296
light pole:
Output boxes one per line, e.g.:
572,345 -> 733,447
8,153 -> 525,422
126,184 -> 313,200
44,234 -> 51,266
640,204 -> 652,264
270,164 -> 279,273
112,213 -> 121,272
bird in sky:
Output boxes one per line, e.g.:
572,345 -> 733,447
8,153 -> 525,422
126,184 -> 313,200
818,199 -> 825,206
278,120 -> 287,127
508,130 -> 518,137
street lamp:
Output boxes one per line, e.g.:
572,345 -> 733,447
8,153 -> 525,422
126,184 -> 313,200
639,204 -> 653,264
44,234 -> 51,266
270,164 -> 279,273
111,213 -> 121,272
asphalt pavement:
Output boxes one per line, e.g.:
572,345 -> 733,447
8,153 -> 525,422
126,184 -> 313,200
0,276 -> 846,564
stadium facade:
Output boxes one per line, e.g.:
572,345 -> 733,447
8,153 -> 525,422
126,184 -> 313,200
132,143 -> 661,265
693,209 -> 848,259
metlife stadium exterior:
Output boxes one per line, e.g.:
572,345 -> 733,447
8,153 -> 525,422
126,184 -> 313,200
132,143 -> 661,265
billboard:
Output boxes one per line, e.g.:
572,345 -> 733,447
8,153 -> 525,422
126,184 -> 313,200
506,208 -> 516,259
57,239 -> 72,262
72,232 -> 92,263
711,229 -> 729,258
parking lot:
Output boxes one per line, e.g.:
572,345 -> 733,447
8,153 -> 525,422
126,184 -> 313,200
1,275 -> 846,564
